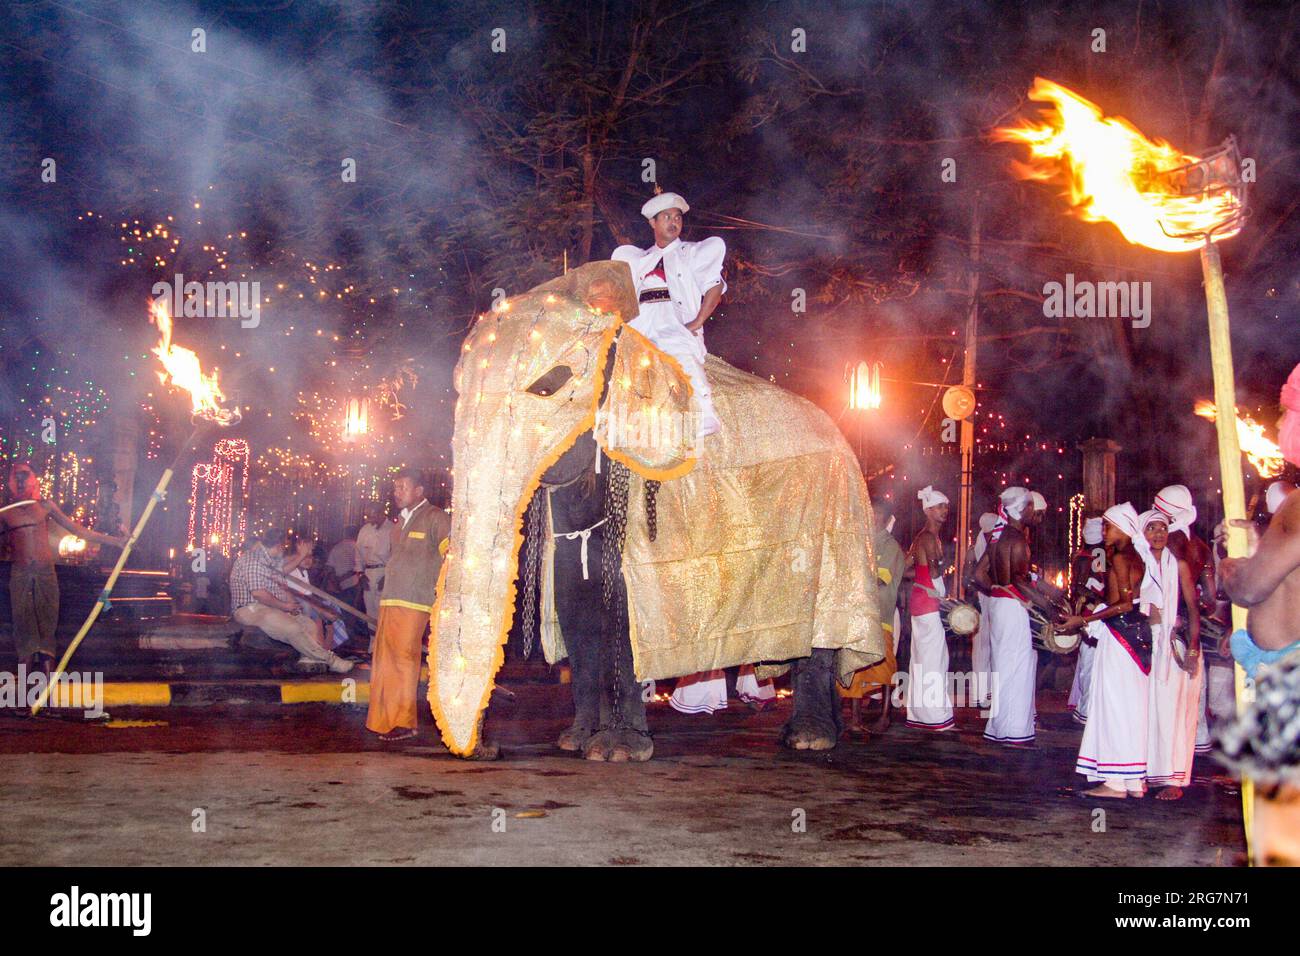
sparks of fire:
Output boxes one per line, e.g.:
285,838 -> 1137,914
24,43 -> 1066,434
150,299 -> 236,424
1194,401 -> 1284,478
994,78 -> 1243,252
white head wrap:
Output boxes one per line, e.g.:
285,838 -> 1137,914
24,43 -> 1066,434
1266,481 -> 1295,515
978,512 -> 999,534
1153,484 -> 1196,536
641,192 -> 689,220
917,485 -> 949,510
1030,491 -> 1047,512
999,486 -> 1031,521
1082,516 -> 1103,546
1104,502 -> 1155,575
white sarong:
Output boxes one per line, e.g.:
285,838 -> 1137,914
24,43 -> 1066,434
1068,635 -> 1097,725
1197,662 -> 1235,754
972,592 -> 992,706
983,592 -> 1037,744
905,611 -> 953,730
669,669 -> 728,714
1076,613 -> 1148,791
735,664 -> 776,704
1147,638 -> 1204,787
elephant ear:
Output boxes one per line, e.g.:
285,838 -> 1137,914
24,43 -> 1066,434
594,324 -> 698,481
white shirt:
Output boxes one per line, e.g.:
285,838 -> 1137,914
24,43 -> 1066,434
611,237 -> 727,332
356,520 -> 394,570
400,499 -> 429,530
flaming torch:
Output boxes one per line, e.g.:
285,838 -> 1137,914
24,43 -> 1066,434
32,299 -> 241,715
996,76 -> 1255,851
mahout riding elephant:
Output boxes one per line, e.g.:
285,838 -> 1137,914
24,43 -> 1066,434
427,262 -> 884,758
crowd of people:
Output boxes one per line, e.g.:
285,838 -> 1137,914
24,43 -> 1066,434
838,469 -> 1299,802
217,467 -> 450,740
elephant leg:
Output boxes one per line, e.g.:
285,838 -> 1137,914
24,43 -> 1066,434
555,590 -> 602,751
780,648 -> 842,751
584,573 -> 653,762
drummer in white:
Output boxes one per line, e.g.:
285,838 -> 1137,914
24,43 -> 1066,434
612,191 -> 726,444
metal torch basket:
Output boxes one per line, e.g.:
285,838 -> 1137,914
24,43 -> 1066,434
1155,135 -> 1250,242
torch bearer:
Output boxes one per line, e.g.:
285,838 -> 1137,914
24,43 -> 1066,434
32,299 -> 243,715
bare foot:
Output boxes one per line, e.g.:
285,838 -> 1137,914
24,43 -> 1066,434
1079,784 -> 1128,799
1155,786 -> 1184,801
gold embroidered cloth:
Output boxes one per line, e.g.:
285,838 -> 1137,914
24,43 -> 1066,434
621,356 -> 884,685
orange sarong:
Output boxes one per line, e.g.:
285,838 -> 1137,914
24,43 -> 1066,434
838,623 -> 897,699
365,604 -> 429,734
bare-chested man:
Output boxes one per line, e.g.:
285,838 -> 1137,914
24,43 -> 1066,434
903,486 -> 953,731
977,487 -> 1056,746
1,462 -> 125,676
1216,365 -> 1300,676
1067,503 -> 1155,797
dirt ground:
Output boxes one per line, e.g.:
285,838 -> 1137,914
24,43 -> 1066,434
0,685 -> 1246,866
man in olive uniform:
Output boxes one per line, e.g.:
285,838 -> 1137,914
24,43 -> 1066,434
365,468 -> 451,741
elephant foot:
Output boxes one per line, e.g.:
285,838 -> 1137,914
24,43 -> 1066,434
606,726 -> 654,762
467,738 -> 500,761
582,727 -> 654,762
556,722 -> 596,752
780,716 -> 838,751
583,729 -> 616,761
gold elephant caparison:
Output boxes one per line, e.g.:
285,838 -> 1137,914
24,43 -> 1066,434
430,261 -> 884,756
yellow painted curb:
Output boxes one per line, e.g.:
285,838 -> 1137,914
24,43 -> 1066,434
100,683 -> 172,707
280,681 -> 370,704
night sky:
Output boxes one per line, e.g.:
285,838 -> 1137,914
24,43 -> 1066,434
1,0 -> 1296,547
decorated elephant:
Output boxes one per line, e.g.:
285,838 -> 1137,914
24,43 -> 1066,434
428,261 -> 884,758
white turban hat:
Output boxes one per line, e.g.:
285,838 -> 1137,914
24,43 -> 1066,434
978,512 -> 999,534
999,486 -> 1031,521
1266,481 -> 1295,515
917,485 -> 949,509
1083,516 -> 1104,545
642,192 -> 689,220
1153,484 -> 1197,536
1030,491 -> 1047,512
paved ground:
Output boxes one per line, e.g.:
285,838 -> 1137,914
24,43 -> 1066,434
0,685 -> 1246,866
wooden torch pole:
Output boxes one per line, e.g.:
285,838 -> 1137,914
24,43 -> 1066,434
1199,235 -> 1254,860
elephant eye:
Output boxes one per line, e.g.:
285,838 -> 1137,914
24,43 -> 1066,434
525,365 -> 573,396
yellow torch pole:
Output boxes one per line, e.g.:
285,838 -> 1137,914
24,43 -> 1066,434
1199,236 -> 1254,861
31,429 -> 201,716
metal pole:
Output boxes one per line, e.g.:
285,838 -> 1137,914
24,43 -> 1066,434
1199,236 -> 1254,860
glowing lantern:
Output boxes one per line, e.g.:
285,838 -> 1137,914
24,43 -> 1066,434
848,361 -> 882,411
342,397 -> 370,442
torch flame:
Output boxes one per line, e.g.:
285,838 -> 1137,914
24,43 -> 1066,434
994,78 -> 1243,252
1194,400 -> 1284,478
150,299 -> 234,423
